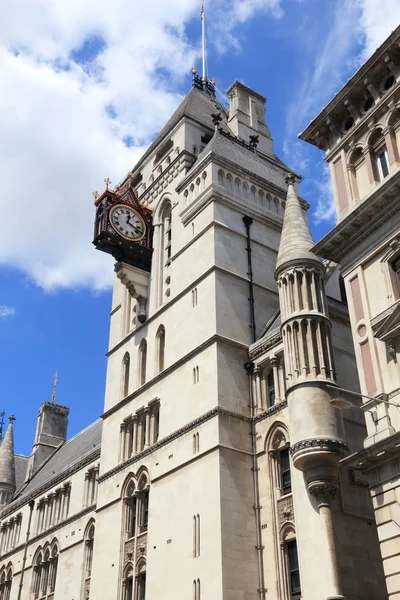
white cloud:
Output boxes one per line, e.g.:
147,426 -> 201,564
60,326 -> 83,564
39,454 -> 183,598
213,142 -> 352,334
0,0 -> 282,291
283,139 -> 309,174
312,165 -> 336,226
0,306 -> 16,319
357,0 -> 400,59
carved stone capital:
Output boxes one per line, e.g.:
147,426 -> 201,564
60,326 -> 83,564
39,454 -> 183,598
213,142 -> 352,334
308,481 -> 338,505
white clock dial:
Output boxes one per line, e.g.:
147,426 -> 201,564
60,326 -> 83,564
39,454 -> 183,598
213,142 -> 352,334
109,205 -> 146,241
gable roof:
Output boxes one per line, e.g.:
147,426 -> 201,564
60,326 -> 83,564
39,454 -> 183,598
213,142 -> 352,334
132,86 -> 229,173
11,420 -> 102,506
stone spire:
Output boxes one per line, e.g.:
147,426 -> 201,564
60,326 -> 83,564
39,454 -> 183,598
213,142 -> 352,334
274,175 -> 347,599
275,173 -> 319,274
0,415 -> 16,510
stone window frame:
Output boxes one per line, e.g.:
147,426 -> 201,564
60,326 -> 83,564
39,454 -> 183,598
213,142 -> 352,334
155,325 -> 165,375
31,539 -> 59,600
153,195 -> 173,307
122,469 -> 150,542
120,400 -> 160,462
0,562 -> 13,600
254,353 -> 285,412
83,465 -> 99,508
81,519 -> 95,600
0,513 -> 22,554
35,484 -> 71,534
122,352 -> 131,399
137,340 -> 147,387
381,236 -> 400,302
279,523 -> 301,600
267,424 -> 292,499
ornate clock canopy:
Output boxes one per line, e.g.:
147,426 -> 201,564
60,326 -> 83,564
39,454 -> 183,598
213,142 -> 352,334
93,177 -> 153,273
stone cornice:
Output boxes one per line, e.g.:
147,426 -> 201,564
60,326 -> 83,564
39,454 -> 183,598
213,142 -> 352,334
290,438 -> 349,457
254,400 -> 288,422
341,430 -> 400,473
103,333 -> 249,419
1,449 -> 100,520
98,406 -> 251,484
249,331 -> 282,359
299,27 -> 400,146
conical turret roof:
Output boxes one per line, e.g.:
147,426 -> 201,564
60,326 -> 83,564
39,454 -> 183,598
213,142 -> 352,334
275,174 -> 320,274
0,416 -> 16,490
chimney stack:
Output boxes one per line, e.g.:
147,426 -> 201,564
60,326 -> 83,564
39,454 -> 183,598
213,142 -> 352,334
227,81 -> 273,156
25,402 -> 69,481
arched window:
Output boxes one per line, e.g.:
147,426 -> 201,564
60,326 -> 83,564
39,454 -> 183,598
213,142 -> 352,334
281,525 -> 301,599
123,471 -> 150,541
137,559 -> 147,600
124,479 -> 137,540
138,340 -> 147,387
0,565 -> 12,600
32,542 -> 59,599
155,325 -> 165,374
348,147 -> 366,202
122,563 -> 134,600
155,200 -> 173,306
84,522 -> 95,580
122,353 -> 130,398
218,169 -> 224,186
369,128 -> 389,181
267,425 -> 292,497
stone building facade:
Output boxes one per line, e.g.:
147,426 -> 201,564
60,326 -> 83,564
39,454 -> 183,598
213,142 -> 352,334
0,61 -> 392,600
300,24 -> 400,600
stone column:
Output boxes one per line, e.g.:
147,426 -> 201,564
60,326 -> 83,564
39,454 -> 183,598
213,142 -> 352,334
383,126 -> 399,165
254,366 -> 262,411
144,408 -> 151,448
363,146 -> 376,183
271,358 -> 280,402
132,417 -> 138,456
309,482 -> 345,600
120,423 -> 126,462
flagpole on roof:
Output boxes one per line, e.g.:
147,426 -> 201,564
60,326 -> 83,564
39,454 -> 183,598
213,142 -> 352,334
201,2 -> 207,81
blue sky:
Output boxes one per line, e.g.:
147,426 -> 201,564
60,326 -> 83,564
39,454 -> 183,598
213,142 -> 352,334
0,0 -> 398,455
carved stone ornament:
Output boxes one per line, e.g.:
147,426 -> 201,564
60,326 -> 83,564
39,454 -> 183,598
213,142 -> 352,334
308,481 -> 338,505
290,438 -> 348,458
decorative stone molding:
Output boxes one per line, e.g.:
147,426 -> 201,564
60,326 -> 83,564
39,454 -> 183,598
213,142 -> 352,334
99,406 -> 251,483
251,400 -> 288,424
371,299 -> 400,343
308,481 -> 338,505
277,495 -> 294,526
290,438 -> 348,458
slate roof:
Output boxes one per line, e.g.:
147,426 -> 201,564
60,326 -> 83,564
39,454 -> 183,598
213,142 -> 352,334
15,455 -> 28,490
194,129 -> 292,191
133,86 -> 229,172
12,420 -> 102,503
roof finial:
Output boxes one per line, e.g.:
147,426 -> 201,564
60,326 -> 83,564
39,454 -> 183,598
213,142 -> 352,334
200,2 -> 207,82
8,415 -> 15,424
51,369 -> 59,404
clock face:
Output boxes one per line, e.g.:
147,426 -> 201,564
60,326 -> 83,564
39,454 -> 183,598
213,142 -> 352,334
109,204 -> 146,241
